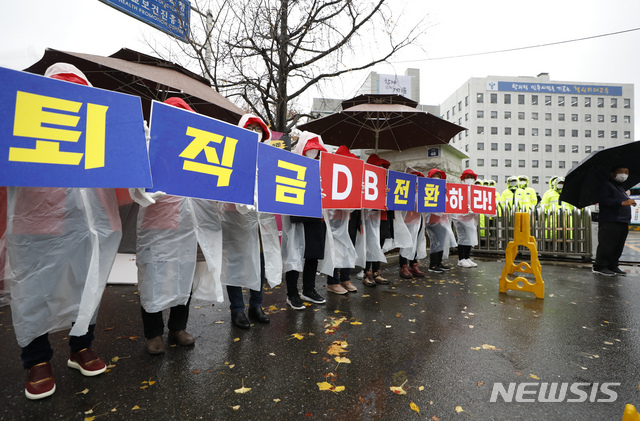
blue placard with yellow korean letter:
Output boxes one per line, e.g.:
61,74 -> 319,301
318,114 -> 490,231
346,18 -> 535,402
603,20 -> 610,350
417,177 -> 446,213
256,142 -> 322,218
148,101 -> 258,204
386,170 -> 416,211
0,67 -> 152,188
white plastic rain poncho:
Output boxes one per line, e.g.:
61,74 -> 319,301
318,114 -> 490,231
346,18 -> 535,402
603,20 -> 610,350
4,64 -> 122,347
426,213 -> 458,259
323,209 -> 357,269
399,211 -> 428,260
361,209 -> 386,263
383,210 -> 412,252
452,213 -> 479,247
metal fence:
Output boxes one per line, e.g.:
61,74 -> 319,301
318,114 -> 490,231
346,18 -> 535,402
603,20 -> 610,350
473,206 -> 593,261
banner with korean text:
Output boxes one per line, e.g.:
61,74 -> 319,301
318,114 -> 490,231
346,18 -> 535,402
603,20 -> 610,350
469,185 -> 497,215
320,153 -> 364,209
148,101 -> 258,204
445,183 -> 469,214
386,170 -> 416,211
362,163 -> 387,210
257,142 -> 322,218
417,177 -> 446,213
0,67 -> 152,188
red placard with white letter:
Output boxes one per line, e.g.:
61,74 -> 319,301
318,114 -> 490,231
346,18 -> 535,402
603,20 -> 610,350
445,183 -> 469,214
469,185 -> 497,215
320,152 -> 364,209
362,163 -> 387,210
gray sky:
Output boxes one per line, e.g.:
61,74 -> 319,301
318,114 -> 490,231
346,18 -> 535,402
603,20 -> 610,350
2,0 -> 640,126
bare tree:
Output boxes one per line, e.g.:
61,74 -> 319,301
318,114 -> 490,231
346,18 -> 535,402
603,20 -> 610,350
148,0 -> 426,133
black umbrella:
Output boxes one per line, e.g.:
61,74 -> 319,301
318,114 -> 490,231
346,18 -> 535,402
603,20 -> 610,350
559,141 -> 640,208
297,94 -> 465,152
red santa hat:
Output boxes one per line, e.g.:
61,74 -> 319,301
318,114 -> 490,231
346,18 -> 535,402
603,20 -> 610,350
335,145 -> 358,159
164,97 -> 194,112
44,63 -> 91,86
366,154 -> 390,169
427,168 -> 446,180
238,114 -> 272,142
460,169 -> 478,181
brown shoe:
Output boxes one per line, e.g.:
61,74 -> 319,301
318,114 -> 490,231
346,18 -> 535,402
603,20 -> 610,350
327,283 -> 348,294
409,263 -> 425,277
169,330 -> 195,346
67,348 -> 106,376
399,264 -> 413,279
25,362 -> 56,400
374,272 -> 390,284
363,270 -> 376,287
146,336 -> 165,355
341,280 -> 358,292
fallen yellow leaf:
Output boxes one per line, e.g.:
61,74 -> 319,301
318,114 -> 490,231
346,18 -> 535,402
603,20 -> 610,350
214,321 -> 224,324
418,386 -> 425,391
233,337 -> 240,342
84,416 -> 96,421
455,406 -> 471,416
333,385 -> 345,392
530,374 -> 540,380
132,405 -> 141,410
273,398 -> 281,402
410,402 -> 420,415
232,405 -> 240,410
350,321 -> 363,325
76,388 -> 89,395
317,382 -> 333,391
390,386 -> 407,395
292,333 -> 305,340
235,386 -> 251,394
334,357 -> 351,364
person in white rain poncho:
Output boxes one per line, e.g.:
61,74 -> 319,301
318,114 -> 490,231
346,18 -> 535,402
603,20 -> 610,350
398,168 -> 428,279
425,168 -> 458,273
452,169 -> 479,268
223,114 -> 282,329
281,131 -> 329,310
130,97 -> 223,355
4,63 -> 121,399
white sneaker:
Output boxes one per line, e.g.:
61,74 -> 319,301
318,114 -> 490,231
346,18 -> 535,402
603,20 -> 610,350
465,259 -> 478,267
356,270 -> 364,280
458,259 -> 472,268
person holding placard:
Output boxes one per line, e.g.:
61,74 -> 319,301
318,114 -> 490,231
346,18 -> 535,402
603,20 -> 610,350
453,169 -> 479,268
425,168 -> 458,273
398,168 -> 428,278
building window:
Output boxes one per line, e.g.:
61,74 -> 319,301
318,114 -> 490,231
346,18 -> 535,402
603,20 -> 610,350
458,101 -> 462,111
559,145 -> 566,153
571,114 -> 578,122
465,96 -> 469,106
491,111 -> 498,119
585,130 -> 591,138
558,96 -> 565,106
624,98 -> 631,108
491,127 -> 498,135
571,129 -> 578,137
598,114 -> 605,122
477,126 -> 484,135
559,161 -> 565,169
465,160 -> 469,168
598,145 -> 605,150
545,129 -> 552,137
518,160 -> 525,168
532,112 -> 538,120
518,112 -> 525,120
465,113 -> 469,121
572,145 -> 579,153
585,145 -> 592,153
505,159 -> 512,167
624,115 -> 631,123
571,96 -> 578,107
491,142 -> 498,151
585,97 -> 591,107
518,144 -> 525,151
518,128 -> 525,136
611,115 -> 617,123
491,159 -> 498,167
490,93 -> 497,104
504,94 -> 511,104
466,129 -> 469,137
518,94 -> 525,105
477,159 -> 484,166
532,128 -> 538,136
598,130 -> 604,138
452,106 -> 455,116
611,131 -> 617,138
545,113 -> 552,121
504,111 -> 512,119
446,110 -> 449,119
465,144 -> 469,152
491,175 -> 498,182
558,113 -> 565,121
585,114 -> 591,122
611,98 -> 617,108
545,95 -> 552,106
531,160 -> 538,168
545,160 -> 552,168
477,142 -> 484,150
477,110 -> 484,118
545,144 -> 552,152
625,131 -> 631,139
559,129 -> 565,137
505,143 -> 512,151
572,161 -> 579,167
505,127 -> 512,135
532,95 -> 538,105
532,176 -> 539,184
532,144 -> 539,152
597,98 -> 604,108
477,93 -> 484,103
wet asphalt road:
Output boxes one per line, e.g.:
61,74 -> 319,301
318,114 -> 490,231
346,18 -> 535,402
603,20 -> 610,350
1,254 -> 640,420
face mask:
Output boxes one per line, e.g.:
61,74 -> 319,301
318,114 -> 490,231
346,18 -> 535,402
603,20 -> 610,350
615,174 -> 628,183
464,178 -> 474,185
518,181 -> 526,188
556,183 -> 564,191
509,181 -> 517,187
305,149 -> 319,159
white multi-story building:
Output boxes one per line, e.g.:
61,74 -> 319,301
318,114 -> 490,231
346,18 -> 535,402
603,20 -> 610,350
440,73 -> 634,194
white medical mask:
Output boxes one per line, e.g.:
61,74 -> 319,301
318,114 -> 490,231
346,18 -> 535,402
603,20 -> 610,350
615,173 -> 628,183
556,183 -> 564,191
305,149 -> 319,159
464,178 -> 474,185
518,181 -> 526,188
509,181 -> 517,187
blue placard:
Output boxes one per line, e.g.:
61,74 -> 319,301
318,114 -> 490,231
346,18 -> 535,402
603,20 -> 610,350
417,178 -> 446,213
386,170 -> 416,211
0,67 -> 152,188
493,81 -> 622,96
256,142 -> 322,218
99,0 -> 190,42
148,101 -> 257,204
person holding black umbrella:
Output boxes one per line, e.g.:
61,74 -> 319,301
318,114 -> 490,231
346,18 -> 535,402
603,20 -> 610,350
592,167 -> 637,276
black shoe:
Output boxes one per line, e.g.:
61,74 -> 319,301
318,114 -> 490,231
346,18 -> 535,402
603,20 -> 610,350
248,306 -> 270,323
231,312 -> 251,329
428,266 -> 444,273
609,267 -> 627,276
592,267 -> 617,277
438,264 -> 451,271
286,295 -> 306,310
301,289 -> 326,304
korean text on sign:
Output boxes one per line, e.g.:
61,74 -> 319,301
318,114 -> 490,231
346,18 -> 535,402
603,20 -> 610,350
386,170 -> 416,211
417,177 -> 446,213
445,183 -> 469,214
469,185 -> 497,215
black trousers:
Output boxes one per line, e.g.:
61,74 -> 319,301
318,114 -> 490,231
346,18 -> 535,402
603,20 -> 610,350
141,300 -> 190,339
594,221 -> 629,270
398,256 -> 418,267
286,258 -> 318,297
459,245 -> 472,260
21,324 -> 96,369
